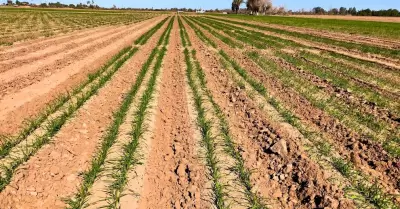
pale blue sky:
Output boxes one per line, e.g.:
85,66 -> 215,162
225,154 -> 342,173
14,0 -> 400,10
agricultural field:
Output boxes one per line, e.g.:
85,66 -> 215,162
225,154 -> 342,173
0,8 -> 159,45
0,8 -> 399,209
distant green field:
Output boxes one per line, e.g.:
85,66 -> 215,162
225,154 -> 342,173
210,14 -> 400,40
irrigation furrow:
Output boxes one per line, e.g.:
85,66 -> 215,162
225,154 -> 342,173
0,17 -> 168,192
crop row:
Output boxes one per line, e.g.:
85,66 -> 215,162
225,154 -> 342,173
180,16 -> 268,209
66,16 -> 174,208
187,16 -> 399,158
205,16 -> 399,61
0,17 -> 169,193
182,16 -> 400,209
0,10 -> 160,45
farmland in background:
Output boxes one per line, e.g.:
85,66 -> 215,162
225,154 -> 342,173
0,8 -> 160,45
0,8 -> 399,209
212,14 -> 400,39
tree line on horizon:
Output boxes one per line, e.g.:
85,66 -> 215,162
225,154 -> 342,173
296,6 -> 400,17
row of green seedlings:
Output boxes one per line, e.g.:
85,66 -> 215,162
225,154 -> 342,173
183,16 -> 399,209
191,49 -> 268,208
196,16 -> 399,117
187,16 -> 400,158
205,16 -> 399,60
0,18 -> 167,191
203,15 -> 400,146
106,46 -> 167,209
106,16 -> 174,207
247,51 -> 399,154
198,16 -> 399,101
202,16 -> 400,115
180,17 -> 268,208
217,51 -> 400,209
178,16 -> 191,47
65,16 -> 174,209
0,12 -> 157,45
184,48 -> 228,209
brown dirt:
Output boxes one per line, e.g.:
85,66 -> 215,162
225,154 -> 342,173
209,16 -> 400,68
0,26 -> 115,62
212,16 -> 400,49
183,17 -> 355,209
0,21 -> 151,99
0,25 -> 126,70
0,17 -> 164,208
137,18 -> 208,208
271,53 -> 400,128
209,24 -> 400,194
0,14 -> 398,209
0,16 -> 165,137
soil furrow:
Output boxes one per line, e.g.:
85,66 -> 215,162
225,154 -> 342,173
269,53 -> 400,129
205,16 -> 400,69
0,25 -> 114,55
210,16 -> 400,50
0,25 -> 126,68
185,16 -> 400,200
0,19 -> 162,209
0,19 -> 158,99
184,17 -> 356,209
83,22 -> 168,209
137,18 -> 208,209
0,17 -> 164,136
188,16 -> 398,141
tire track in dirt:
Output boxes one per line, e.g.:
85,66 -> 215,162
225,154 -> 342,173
137,18 -> 208,209
0,18 -> 164,209
191,19 -> 400,196
0,16 -> 165,136
0,19 -> 162,99
183,17 -> 356,209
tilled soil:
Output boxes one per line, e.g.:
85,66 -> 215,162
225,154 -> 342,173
0,16 -> 165,136
184,18 -> 355,209
0,14 -> 399,209
0,17 -> 164,208
187,16 -> 400,198
208,16 -> 400,69
137,19 -> 208,208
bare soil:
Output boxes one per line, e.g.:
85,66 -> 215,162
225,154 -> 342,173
0,17 -> 164,136
137,19 -> 208,208
184,18 -> 355,209
0,18 -> 164,208
192,21 -> 400,196
0,14 -> 399,209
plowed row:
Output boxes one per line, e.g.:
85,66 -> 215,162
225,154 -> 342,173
0,13 -> 399,209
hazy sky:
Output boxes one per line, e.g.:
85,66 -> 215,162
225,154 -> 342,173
15,0 -> 400,10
